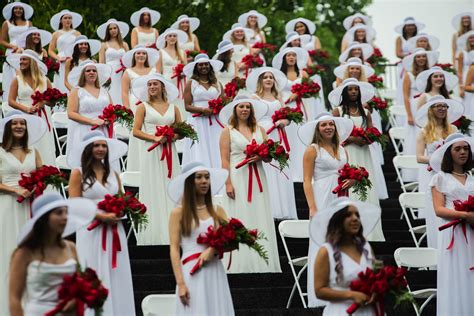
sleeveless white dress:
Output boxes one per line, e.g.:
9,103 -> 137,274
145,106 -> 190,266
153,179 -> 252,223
257,97 -> 297,219
307,144 -> 346,308
16,75 -> 56,166
0,147 -> 36,316
429,172 -> 474,316
232,44 -> 250,77
75,170 -> 136,316
161,49 -> 186,119
105,45 -> 126,104
321,242 -> 375,316
395,37 -> 412,107
222,127 -> 281,273
181,80 -> 222,169
136,30 -> 157,47
216,62 -> 236,86
54,30 -> 78,93
181,35 -> 196,52
137,102 -> 181,245
176,216 -> 234,315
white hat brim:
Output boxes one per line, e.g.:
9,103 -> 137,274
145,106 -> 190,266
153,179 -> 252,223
17,28 -> 52,48
50,10 -> 83,31
402,50 -> 438,71
183,57 -> 223,77
6,51 -> 48,75
131,73 -> 179,103
457,30 -> 474,51
121,47 -> 160,69
429,134 -> 474,173
219,98 -> 268,126
285,18 -> 316,34
0,111 -> 47,146
130,8 -> 160,27
415,68 -> 459,92
407,34 -> 440,52
238,11 -> 268,28
279,34 -> 312,51
97,19 -> 130,40
394,20 -> 425,34
245,67 -> 287,93
333,62 -> 374,79
223,27 -> 254,42
451,12 -> 474,29
171,16 -> 200,32
415,98 -> 464,128
156,29 -> 188,49
272,47 -> 308,70
338,43 -> 374,63
3,2 -> 33,20
66,39 -> 101,58
328,81 -> 375,107
343,25 -> 376,46
298,115 -> 354,146
67,62 -> 112,89
343,13 -> 373,31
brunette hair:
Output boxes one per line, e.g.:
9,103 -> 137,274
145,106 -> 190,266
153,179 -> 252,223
104,24 -> 124,47
132,51 -> 150,68
139,12 -> 151,27
412,55 -> 430,76
70,43 -> 92,70
80,142 -> 111,190
9,6 -> 26,24
217,50 -> 233,72
457,18 -> 472,37
163,37 -> 186,64
229,103 -> 257,132
311,121 -> 340,159
77,67 -> 100,88
147,80 -> 168,102
339,85 -> 368,127
441,143 -> 474,173
1,120 -> 29,152
295,22 -> 311,35
280,54 -> 299,76
425,73 -> 450,97
191,64 -> 219,87
25,34 -> 42,54
402,25 -> 418,40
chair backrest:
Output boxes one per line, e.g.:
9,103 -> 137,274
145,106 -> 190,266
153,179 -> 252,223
393,155 -> 420,170
390,105 -> 407,117
399,192 -> 425,209
120,171 -> 140,188
142,294 -> 176,316
114,123 -> 131,140
278,220 -> 310,239
56,155 -> 70,170
52,112 -> 69,126
394,247 -> 437,269
389,127 -> 406,141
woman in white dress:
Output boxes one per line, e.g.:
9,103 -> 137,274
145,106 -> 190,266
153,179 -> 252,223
451,12 -> 473,67
279,32 -> 311,53
415,66 -> 459,110
171,15 -> 201,55
214,40 -> 238,85
219,95 -> 281,273
415,96 -> 462,249
130,7 -> 160,48
16,27 -> 51,59
64,36 -> 101,91
299,113 -> 354,308
120,46 -> 159,172
182,54 -> 224,168
429,133 -> 474,315
285,17 -> 322,52
334,57 -> 374,87
132,73 -> 182,245
168,162 -> 234,315
8,192 -> 96,316
339,41 -> 374,64
406,33 -> 440,53
247,67 -> 297,219
223,23 -> 254,77
341,25 -> 375,53
98,18 -> 130,105
68,131 -> 134,316
341,12 -> 373,52
0,110 -> 45,315
48,9 -> 82,94
456,31 -> 474,97
238,10 -> 267,45
313,198 -> 381,316
331,78 -> 385,241
0,1 -> 33,103
7,50 -> 56,166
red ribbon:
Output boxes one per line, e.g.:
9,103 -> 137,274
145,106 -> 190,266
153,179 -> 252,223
277,127 -> 290,152
91,120 -> 114,138
87,221 -> 122,269
45,300 -> 85,316
247,163 -> 263,202
37,108 -> 51,131
115,60 -> 126,74
191,113 -> 224,128
182,251 -> 233,275
160,141 -> 173,178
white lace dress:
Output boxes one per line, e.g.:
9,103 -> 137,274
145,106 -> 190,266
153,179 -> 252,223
105,46 -> 126,104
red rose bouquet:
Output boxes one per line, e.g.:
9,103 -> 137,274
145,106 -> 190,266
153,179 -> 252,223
185,49 -> 208,61
266,107 -> 304,151
304,64 -> 326,76
171,63 -> 186,97
91,104 -> 134,137
367,97 -> 390,124
224,77 -> 246,98
308,49 -> 330,64
367,47 -> 388,75
31,88 -> 67,110
17,165 -> 67,203
452,115 -> 472,136
288,77 -> 321,114
45,265 -> 108,316
434,63 -> 457,75
365,127 -> 388,150
192,96 -> 231,128
183,218 -> 269,275
332,163 -> 372,201
241,54 -> 264,77
368,74 -> 384,89
42,56 -> 60,82
252,42 -> 277,61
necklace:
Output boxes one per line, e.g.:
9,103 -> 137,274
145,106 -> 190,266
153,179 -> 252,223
349,108 -> 359,115
10,146 -> 22,149
452,171 -> 466,176
200,79 -> 209,84
196,204 -> 207,210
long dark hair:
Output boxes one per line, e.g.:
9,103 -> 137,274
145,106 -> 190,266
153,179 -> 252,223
326,206 -> 367,285
402,25 -> 418,40
81,142 -> 110,190
339,86 -> 368,127
70,43 -> 92,70
1,120 -> 29,152
9,7 -> 26,24
295,22 -> 311,35
25,34 -> 42,54
139,13 -> 151,27
229,103 -> 257,132
132,51 -> 150,68
280,56 -> 299,76
191,64 -> 218,86
217,51 -> 232,72
104,24 -> 124,47
441,143 -> 474,173
425,73 -> 450,98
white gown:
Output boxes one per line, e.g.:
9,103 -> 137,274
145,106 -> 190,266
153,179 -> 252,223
161,49 -> 186,119
105,45 -> 126,104
257,97 -> 298,219
232,44 -> 250,77
307,144 -> 347,308
216,62 -> 236,86
222,127 -> 281,273
176,217 -> 234,315
395,37 -> 411,107
137,102 -> 181,245
76,169 -> 135,316
0,148 -> 36,316
54,30 -> 78,94
181,35 -> 196,52
181,80 -> 222,169
136,30 -> 157,47
429,172 -> 474,316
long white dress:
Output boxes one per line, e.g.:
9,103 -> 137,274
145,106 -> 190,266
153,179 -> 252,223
105,45 -> 126,104
176,216 -> 234,315
76,169 -> 135,316
181,35 -> 197,52
321,242 -> 375,316
181,80 -> 222,169
232,44 -> 250,78
257,97 -> 297,219
161,49 -> 186,118
307,144 -> 347,308
216,62 -> 236,86
395,37 -> 411,107
429,172 -> 474,316
0,147 -> 36,316
137,102 -> 181,245
136,30 -> 157,47
223,127 -> 281,273
54,30 -> 78,93
16,75 -> 56,166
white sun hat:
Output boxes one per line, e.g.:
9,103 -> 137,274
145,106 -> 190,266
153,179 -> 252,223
407,33 -> 440,52
328,78 -> 375,107
183,53 -> 223,77
245,66 -> 287,93
402,48 -> 439,72
333,57 -> 375,79
155,28 -> 188,50
429,133 -> 474,173
285,17 -> 316,35
456,30 -> 474,51
17,27 -> 52,48
415,95 -> 464,128
343,13 -> 373,31
415,66 -> 459,92
50,9 -> 82,31
343,24 -> 376,45
3,1 -> 33,20
271,47 -> 308,70
97,18 -> 130,40
0,110 -> 47,146
338,41 -> 374,63
66,35 -> 100,58
67,60 -> 112,88
218,94 -> 268,125
171,14 -> 200,33
130,7 -> 160,27
297,112 -> 354,146
394,17 -> 426,34
120,45 -> 160,69
222,23 -> 254,42
6,49 -> 48,75
279,31 -> 312,51
215,40 -> 234,56
131,72 -> 179,103
451,12 -> 474,29
238,10 -> 268,28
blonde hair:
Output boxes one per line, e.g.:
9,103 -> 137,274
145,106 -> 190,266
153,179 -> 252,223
343,66 -> 367,82
465,36 -> 474,52
164,37 -> 186,64
179,23 -> 193,42
231,32 -> 247,46
423,106 -> 455,143
411,57 -> 429,77
78,67 -> 100,88
457,19 -> 472,37
20,58 -> 46,90
147,81 -> 168,102
255,73 -> 279,98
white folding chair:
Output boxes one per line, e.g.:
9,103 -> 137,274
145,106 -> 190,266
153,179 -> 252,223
393,155 -> 420,193
141,294 -> 176,316
55,155 -> 70,197
278,220 -> 309,308
120,171 -> 140,239
389,104 -> 406,127
394,247 -> 437,316
51,112 -> 69,155
114,123 -> 130,141
399,193 -> 427,247
388,127 -> 406,156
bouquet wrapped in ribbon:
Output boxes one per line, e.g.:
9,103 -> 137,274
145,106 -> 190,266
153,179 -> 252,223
304,64 -> 326,77
452,115 -> 472,136
332,163 -> 372,201
434,63 -> 457,75
367,48 -> 388,75
183,217 -> 268,275
42,56 -> 60,82
31,88 -> 67,130
45,265 -> 108,316
191,96 -> 231,128
171,63 -> 186,97
91,104 -> 134,137
365,127 -> 388,150
367,97 -> 390,124
241,54 -> 264,77
308,49 -> 330,64
368,74 -> 384,89
288,77 -> 321,115
17,165 -> 67,203
224,77 -> 246,98
87,192 -> 147,268
266,107 -> 304,152
252,42 -> 277,61
185,49 -> 208,62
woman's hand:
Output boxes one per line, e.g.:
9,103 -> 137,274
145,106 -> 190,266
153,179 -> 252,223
350,291 -> 370,305
98,213 -> 120,224
353,137 -> 368,147
61,299 -> 76,312
464,212 -> 474,225
15,188 -> 31,199
287,93 -> 298,103
276,119 -> 290,127
247,155 -> 262,164
200,108 -> 214,116
91,118 -> 106,126
309,206 -> 318,218
198,247 -> 216,267
460,86 -> 465,98
154,135 -> 165,144
178,283 -> 190,306
407,113 -> 415,126
226,182 -> 235,200
26,105 -> 37,114
59,56 -> 70,62
341,179 -> 356,190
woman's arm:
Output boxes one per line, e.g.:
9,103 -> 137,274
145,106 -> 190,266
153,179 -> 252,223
64,60 -> 74,91
132,104 -> 163,143
464,66 -> 474,93
156,51 -> 163,74
219,127 -> 234,199
183,80 -> 212,115
340,39 -> 348,53
35,149 -> 43,168
432,186 -> 474,224
314,37 -> 321,50
452,33 -> 458,66
303,145 -> 317,217
48,32 -> 61,61
67,89 -> 104,126
395,37 -> 405,59
99,43 -> 107,64
415,131 -> 428,163
193,34 -> 201,51
8,78 -> 34,113
68,169 -> 83,198
9,248 -> 31,316
131,28 -> 138,48
0,21 -> 15,50
121,71 -> 131,108
402,74 -> 414,125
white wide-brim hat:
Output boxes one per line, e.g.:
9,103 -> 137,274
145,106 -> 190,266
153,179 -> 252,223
67,35 -> 100,57
219,94 -> 268,125
6,49 -> 48,75
183,53 -> 223,77
415,95 -> 464,128
97,18 -> 130,40
402,48 -> 438,72
343,13 -> 373,31
223,23 -> 254,42
272,47 -> 308,70
17,192 -> 97,244
155,28 -> 188,49
171,14 -> 200,32
451,12 -> 474,29
343,24 -> 376,45
215,40 -> 234,56
285,17 -> 316,35
407,33 -> 440,52
333,57 -> 375,79
17,27 -> 52,48
394,17 -> 426,34
298,112 -> 354,146
279,32 -> 311,51
167,161 -> 229,204
121,46 -> 160,69
0,110 -> 47,146
130,7 -> 160,27
132,73 -> 179,103
50,9 -> 83,31
328,78 -> 375,107
67,61 -> 112,88
457,30 -> 474,51
310,197 -> 381,246
245,66 -> 287,93
2,1 -> 33,20
67,131 -> 128,168
429,133 -> 474,173
238,10 -> 268,28
415,66 -> 459,92
338,41 -> 374,63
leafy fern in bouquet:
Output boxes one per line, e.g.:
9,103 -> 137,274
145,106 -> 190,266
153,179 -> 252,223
308,49 -> 330,64
365,127 -> 388,150
17,165 -> 68,203
252,42 -> 277,61
171,121 -> 199,144
304,64 -> 326,77
367,48 -> 388,75
368,97 -> 390,124
434,63 -> 457,75
42,56 -> 60,82
452,115 -> 472,136
332,163 -> 372,201
31,88 -> 67,109
91,104 -> 134,137
368,74 -> 385,89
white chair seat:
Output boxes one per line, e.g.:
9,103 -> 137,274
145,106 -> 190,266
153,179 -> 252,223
412,225 -> 426,234
291,256 -> 308,267
142,294 -> 176,316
